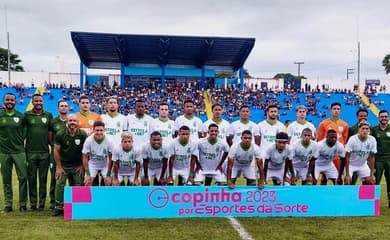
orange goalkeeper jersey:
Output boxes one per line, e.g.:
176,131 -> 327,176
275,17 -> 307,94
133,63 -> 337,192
317,118 -> 349,144
75,111 -> 102,136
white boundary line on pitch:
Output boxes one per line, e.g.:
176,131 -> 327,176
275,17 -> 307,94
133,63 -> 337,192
227,217 -> 254,240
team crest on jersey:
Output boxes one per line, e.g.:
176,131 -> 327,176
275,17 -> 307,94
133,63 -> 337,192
2,119 -> 6,123
187,148 -> 191,154
75,139 -> 81,145
159,151 -> 163,157
366,144 -> 370,150
168,124 -> 172,129
42,117 -> 47,124
31,119 -> 35,124
103,149 -> 107,154
144,121 -> 147,127
386,132 -> 390,137
116,122 -> 121,127
193,122 -> 196,127
338,126 -> 344,132
88,120 -> 94,126
216,146 -> 220,153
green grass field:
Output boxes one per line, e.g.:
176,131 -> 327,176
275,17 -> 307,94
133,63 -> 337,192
0,172 -> 390,240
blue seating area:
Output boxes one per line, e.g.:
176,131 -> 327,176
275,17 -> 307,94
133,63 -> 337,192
0,87 -> 382,127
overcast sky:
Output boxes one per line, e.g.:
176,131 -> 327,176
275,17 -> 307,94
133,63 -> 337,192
1,0 -> 390,82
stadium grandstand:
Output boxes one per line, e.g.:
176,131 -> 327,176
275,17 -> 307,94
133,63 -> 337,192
0,31 -> 387,126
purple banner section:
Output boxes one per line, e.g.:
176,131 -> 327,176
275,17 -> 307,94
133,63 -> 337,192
64,185 -> 380,220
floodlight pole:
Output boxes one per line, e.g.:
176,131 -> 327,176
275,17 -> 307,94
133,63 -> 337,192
5,6 -> 10,85
294,61 -> 304,77
357,41 -> 360,89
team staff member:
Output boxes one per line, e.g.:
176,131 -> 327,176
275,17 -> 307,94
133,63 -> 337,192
371,110 -> 390,207
48,99 -> 69,209
24,93 -> 53,211
0,93 -> 28,213
52,114 -> 87,216
317,102 -> 349,184
75,95 -> 101,135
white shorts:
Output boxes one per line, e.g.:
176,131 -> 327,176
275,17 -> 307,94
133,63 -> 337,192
231,164 -> 256,180
315,163 -> 338,179
147,168 -> 163,180
295,167 -> 309,180
347,164 -> 370,180
90,166 -> 108,178
266,168 -> 284,185
194,170 -> 226,183
118,174 -> 139,183
172,168 -> 190,184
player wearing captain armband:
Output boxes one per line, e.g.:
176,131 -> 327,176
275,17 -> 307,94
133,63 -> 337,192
264,132 -> 295,186
142,131 -> 169,186
194,124 -> 229,186
112,132 -> 141,186
344,121 -> 377,185
167,125 -> 199,186
315,129 -> 346,185
290,128 -> 319,185
82,121 -> 114,186
226,130 -> 265,189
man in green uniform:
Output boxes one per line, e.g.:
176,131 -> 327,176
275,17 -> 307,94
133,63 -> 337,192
0,93 -> 28,213
371,110 -> 390,207
24,93 -> 53,210
48,99 -> 68,209
52,114 -> 87,216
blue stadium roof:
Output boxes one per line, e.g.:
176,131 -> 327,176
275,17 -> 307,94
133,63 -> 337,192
71,32 -> 255,71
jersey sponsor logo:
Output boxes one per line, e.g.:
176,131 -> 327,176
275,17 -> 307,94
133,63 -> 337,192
42,117 -> 47,124
75,139 -> 81,145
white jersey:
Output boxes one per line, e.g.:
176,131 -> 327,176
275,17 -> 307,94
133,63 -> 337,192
125,114 -> 154,146
198,138 -> 229,171
264,144 -> 293,170
345,135 -> 377,167
228,143 -> 262,166
101,113 -> 127,144
228,120 -> 260,145
112,146 -> 141,176
170,139 -> 198,170
174,115 -> 203,142
82,135 -> 113,169
142,143 -> 170,169
287,120 -> 316,144
291,140 -> 319,168
151,118 -> 175,145
316,140 -> 346,166
258,120 -> 285,150
202,119 -> 230,143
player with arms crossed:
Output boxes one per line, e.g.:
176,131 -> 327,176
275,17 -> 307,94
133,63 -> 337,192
195,124 -> 229,185
344,121 -> 377,185
290,128 -> 318,185
264,132 -> 295,186
167,125 -> 198,186
315,129 -> 346,185
142,131 -> 169,186
226,130 -> 265,189
112,132 -> 141,186
82,121 -> 113,186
